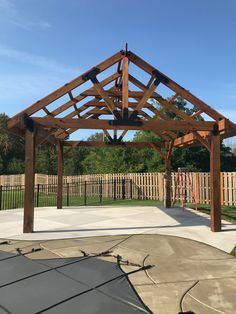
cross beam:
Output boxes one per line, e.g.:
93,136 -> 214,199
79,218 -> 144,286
32,117 -> 217,132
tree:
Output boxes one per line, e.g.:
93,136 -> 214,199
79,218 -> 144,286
35,146 -> 58,175
63,146 -> 89,175
81,131 -> 165,174
0,113 -> 24,174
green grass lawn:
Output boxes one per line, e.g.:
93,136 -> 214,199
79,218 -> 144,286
0,190 -> 163,210
1,190 -> 235,224
65,197 -> 163,207
187,203 -> 236,224
231,246 -> 236,256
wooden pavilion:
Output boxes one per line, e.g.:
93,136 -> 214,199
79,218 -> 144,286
7,48 -> 236,233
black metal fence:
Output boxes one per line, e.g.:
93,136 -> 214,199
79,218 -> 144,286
0,179 -> 144,210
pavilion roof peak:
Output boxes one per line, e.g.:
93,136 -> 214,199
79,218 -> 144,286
7,49 -> 236,148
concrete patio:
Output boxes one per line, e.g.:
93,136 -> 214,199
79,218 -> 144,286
0,205 -> 236,253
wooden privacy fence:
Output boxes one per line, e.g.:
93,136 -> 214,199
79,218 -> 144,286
0,172 -> 236,206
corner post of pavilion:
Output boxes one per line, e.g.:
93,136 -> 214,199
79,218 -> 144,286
23,125 -> 36,233
210,131 -> 221,232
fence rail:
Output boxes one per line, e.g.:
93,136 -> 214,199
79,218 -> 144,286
0,172 -> 236,208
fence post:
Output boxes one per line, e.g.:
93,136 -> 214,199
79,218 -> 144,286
195,172 -> 200,205
84,181 -> 87,206
220,172 -> 224,206
122,178 -> 125,199
0,185 -> 2,210
130,179 -> 133,199
138,186 -> 140,200
36,184 -> 40,207
66,183 -> 69,206
113,179 -> 116,201
99,179 -> 103,204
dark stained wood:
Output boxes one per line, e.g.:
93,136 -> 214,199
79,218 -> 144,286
167,140 -> 174,160
57,141 -> 63,209
210,133 -> 221,232
32,117 -> 216,132
23,128 -> 35,233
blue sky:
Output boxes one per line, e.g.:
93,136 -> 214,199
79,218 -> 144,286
0,0 -> 236,141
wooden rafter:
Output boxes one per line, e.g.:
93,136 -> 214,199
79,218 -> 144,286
90,77 -> 121,119
8,51 -> 124,129
128,51 -> 225,121
49,72 -> 119,118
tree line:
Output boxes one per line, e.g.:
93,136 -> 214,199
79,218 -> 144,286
1,98 -> 236,175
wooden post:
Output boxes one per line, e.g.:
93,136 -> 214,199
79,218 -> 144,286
23,128 -> 35,233
210,133 -> 221,232
220,172 -> 224,206
57,141 -> 63,209
122,57 -> 129,119
164,158 -> 172,208
195,172 -> 200,205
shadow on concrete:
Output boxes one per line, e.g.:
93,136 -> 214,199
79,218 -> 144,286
156,206 -> 236,230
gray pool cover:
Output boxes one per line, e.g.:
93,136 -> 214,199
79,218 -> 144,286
0,250 -> 152,313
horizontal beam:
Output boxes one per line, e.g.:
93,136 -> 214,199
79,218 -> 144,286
173,131 -> 209,147
32,117 -> 217,132
79,89 -> 160,99
8,115 -> 58,145
64,141 -> 165,148
82,101 -> 138,108
174,119 -> 236,148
